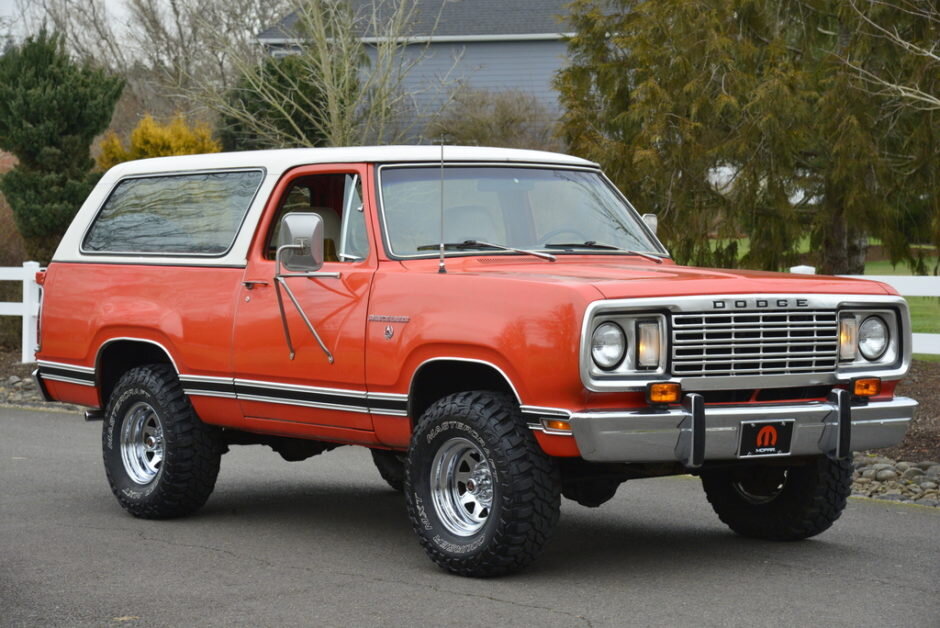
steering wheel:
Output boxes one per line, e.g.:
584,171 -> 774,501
540,227 -> 591,243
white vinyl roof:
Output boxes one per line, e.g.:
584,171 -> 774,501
53,146 -> 598,266
105,145 -> 598,179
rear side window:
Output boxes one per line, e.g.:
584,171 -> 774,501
83,170 -> 264,255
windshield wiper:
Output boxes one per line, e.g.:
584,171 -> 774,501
416,240 -> 555,262
544,241 -> 664,264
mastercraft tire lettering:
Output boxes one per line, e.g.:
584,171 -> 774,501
103,364 -> 222,519
404,391 -> 561,577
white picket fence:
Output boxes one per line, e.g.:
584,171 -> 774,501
790,265 -> 940,356
841,275 -> 940,356
1,262 -> 938,363
0,261 -> 42,364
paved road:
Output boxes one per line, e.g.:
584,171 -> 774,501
2,406 -> 938,628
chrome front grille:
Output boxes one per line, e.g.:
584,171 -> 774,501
671,309 -> 839,377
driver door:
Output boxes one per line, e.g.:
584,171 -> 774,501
232,164 -> 375,433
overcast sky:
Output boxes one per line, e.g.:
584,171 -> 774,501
1,0 -> 131,37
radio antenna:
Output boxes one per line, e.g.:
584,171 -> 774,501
438,139 -> 447,274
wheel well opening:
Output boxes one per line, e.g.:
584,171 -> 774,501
98,341 -> 175,407
408,361 -> 517,423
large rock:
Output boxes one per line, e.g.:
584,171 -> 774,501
875,469 -> 898,482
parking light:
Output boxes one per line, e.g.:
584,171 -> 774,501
647,382 -> 681,404
637,321 -> 661,368
541,418 -> 572,433
839,317 -> 858,361
853,378 -> 882,397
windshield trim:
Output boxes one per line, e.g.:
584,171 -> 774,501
375,162 -> 670,261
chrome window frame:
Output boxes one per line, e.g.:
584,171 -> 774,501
79,167 -> 266,258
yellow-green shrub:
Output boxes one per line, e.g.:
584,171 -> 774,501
98,114 -> 220,170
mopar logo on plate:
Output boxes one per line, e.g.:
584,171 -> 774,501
713,298 -> 809,309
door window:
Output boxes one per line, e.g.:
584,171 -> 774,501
265,173 -> 368,262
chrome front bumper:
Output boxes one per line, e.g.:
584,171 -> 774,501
568,393 -> 917,466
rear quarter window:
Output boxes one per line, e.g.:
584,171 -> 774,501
82,170 -> 263,255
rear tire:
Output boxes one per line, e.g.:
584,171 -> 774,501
371,449 -> 406,492
405,391 -> 561,577
701,456 -> 851,541
103,364 -> 222,519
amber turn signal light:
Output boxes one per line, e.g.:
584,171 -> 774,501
647,382 -> 681,404
853,378 -> 881,397
541,418 -> 572,433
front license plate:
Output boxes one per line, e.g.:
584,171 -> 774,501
738,420 -> 795,457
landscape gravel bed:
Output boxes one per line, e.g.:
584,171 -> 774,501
852,453 -> 940,507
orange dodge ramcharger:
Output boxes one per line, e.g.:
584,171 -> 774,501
34,146 -> 917,576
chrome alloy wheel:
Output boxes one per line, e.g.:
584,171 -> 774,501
120,401 -> 165,485
430,437 -> 494,536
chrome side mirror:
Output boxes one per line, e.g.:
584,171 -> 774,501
277,212 -> 324,272
642,213 -> 658,235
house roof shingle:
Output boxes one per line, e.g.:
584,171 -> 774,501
258,0 -> 572,42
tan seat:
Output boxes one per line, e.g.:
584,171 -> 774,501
311,206 -> 341,261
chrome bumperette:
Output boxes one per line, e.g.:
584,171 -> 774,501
580,294 -> 912,392
567,395 -> 917,464
31,368 -> 54,402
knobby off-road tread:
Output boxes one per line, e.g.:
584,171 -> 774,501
103,364 -> 222,519
405,391 -> 561,577
701,456 -> 852,541
371,449 -> 406,492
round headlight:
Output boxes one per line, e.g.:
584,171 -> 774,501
591,322 -> 626,370
858,316 -> 888,360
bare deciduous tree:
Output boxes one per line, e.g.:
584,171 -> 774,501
845,0 -> 939,110
203,0 -> 457,147
25,0 -> 456,147
25,0 -> 293,119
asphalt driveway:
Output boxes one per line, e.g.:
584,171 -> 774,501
2,406 -> 938,627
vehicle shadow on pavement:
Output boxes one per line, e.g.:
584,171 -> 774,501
177,473 -> 862,578
533,511 -> 861,578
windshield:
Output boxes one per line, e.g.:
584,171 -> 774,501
379,166 -> 665,258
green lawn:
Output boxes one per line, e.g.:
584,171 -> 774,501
708,239 -> 938,336
906,297 -> 940,334
865,258 -> 939,276
862,259 -> 939,336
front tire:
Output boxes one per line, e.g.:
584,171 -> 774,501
103,364 -> 222,519
405,391 -> 561,577
701,456 -> 851,541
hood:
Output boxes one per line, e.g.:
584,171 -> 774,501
403,256 -> 896,299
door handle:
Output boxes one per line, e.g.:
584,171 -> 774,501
242,280 -> 270,290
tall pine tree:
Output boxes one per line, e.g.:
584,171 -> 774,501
557,0 -> 938,274
0,30 -> 123,263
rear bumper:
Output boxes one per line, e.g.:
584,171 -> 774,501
568,394 -> 916,465
31,368 -> 54,403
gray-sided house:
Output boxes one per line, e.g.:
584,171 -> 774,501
257,0 -> 572,123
